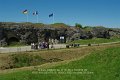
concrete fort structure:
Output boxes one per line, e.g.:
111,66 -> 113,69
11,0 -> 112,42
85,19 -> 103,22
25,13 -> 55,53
0,22 -> 114,47
0,22 -> 68,46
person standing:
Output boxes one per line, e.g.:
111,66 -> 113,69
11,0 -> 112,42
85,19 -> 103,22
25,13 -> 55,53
51,42 -> 54,49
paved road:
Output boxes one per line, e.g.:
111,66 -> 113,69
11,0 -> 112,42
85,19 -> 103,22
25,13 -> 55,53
0,41 -> 120,53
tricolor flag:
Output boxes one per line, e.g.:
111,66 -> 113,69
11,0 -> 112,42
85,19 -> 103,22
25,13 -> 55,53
23,9 -> 28,14
33,11 -> 38,15
49,13 -> 53,17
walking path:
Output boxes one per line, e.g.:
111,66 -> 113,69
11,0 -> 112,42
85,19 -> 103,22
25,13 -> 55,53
0,41 -> 120,53
0,44 -> 66,53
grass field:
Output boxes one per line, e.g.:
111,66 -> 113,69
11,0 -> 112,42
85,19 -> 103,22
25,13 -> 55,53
0,44 -> 120,80
0,45 -> 106,69
69,38 -> 120,45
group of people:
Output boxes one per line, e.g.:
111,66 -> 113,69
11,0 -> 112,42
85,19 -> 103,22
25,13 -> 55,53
38,42 -> 49,49
31,42 -> 53,49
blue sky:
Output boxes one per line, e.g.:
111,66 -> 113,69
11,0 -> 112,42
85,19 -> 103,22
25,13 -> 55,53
0,0 -> 120,28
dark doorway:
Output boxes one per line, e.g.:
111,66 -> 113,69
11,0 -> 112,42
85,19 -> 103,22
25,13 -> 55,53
7,37 -> 19,45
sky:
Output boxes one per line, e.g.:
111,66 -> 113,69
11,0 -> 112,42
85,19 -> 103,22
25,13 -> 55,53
0,0 -> 120,28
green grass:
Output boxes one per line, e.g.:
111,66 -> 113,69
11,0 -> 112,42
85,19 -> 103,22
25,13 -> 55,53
69,38 -> 120,45
10,53 -> 46,68
0,46 -> 120,80
5,42 -> 27,47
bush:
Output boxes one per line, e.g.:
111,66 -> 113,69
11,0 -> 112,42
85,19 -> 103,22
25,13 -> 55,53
11,53 -> 46,68
88,43 -> 91,46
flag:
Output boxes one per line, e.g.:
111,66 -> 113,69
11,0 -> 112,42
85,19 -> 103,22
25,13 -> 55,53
33,11 -> 38,15
23,9 -> 28,14
49,13 -> 53,17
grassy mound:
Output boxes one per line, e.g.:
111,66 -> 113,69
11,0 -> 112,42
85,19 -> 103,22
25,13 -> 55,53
69,38 -> 120,45
50,47 -> 120,80
0,45 -> 120,80
0,53 -> 63,70
51,23 -> 69,28
0,53 -> 46,69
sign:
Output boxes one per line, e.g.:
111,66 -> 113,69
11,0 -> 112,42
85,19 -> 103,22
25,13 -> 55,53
60,36 -> 64,39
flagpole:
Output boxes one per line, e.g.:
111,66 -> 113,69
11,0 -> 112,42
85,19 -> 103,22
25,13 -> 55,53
23,9 -> 28,22
27,14 -> 28,22
53,13 -> 54,24
37,15 -> 38,23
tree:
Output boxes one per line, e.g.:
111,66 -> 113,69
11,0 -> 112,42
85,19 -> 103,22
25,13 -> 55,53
75,23 -> 82,29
